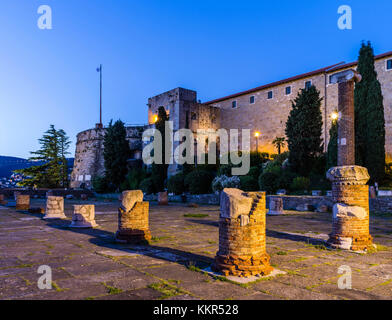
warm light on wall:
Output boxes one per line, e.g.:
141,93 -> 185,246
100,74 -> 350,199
152,115 -> 158,123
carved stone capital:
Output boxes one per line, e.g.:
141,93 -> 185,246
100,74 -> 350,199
326,165 -> 370,185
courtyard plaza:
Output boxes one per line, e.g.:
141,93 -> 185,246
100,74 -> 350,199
0,198 -> 391,300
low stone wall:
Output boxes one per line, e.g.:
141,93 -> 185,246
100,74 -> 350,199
0,189 -> 94,200
143,193 -> 392,214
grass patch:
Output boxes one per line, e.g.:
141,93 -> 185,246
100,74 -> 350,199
148,281 -> 185,299
150,236 -> 171,243
102,282 -> 123,295
275,251 -> 288,256
183,213 -> 209,218
52,281 -> 65,292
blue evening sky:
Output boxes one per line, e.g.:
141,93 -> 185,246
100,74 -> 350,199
0,0 -> 391,158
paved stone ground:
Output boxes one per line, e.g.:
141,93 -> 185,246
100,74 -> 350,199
0,199 -> 391,300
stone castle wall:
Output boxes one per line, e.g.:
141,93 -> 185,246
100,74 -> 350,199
70,125 -> 146,188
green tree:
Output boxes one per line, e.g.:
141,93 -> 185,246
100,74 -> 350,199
16,125 -> 70,188
103,120 -> 131,190
285,85 -> 324,176
327,114 -> 338,170
151,107 -> 169,192
272,137 -> 286,155
354,41 -> 385,183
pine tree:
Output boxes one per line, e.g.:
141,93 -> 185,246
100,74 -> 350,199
151,107 -> 169,192
327,117 -> 338,170
285,85 -> 324,176
354,41 -> 385,183
16,125 -> 70,188
103,120 -> 131,190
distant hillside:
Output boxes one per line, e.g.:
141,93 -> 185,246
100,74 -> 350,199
0,156 -> 74,178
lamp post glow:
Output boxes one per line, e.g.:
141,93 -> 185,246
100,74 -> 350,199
254,131 -> 261,152
331,111 -> 339,122
152,115 -> 158,124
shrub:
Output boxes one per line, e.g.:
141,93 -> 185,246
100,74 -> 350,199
277,169 -> 298,190
290,177 -> 310,192
212,175 -> 241,193
185,170 -> 214,195
240,176 -> 259,191
121,168 -> 148,191
218,164 -> 234,177
167,173 -> 185,195
92,176 -> 113,194
140,177 -> 155,195
263,162 -> 282,175
248,166 -> 260,179
271,152 -> 289,166
259,172 -> 279,194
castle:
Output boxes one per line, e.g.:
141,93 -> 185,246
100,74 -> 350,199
70,51 -> 392,188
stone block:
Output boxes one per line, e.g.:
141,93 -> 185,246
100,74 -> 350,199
70,205 -> 97,228
268,197 -> 284,216
16,194 -> 30,211
220,188 -> 253,219
158,191 -> 168,205
44,196 -> 66,219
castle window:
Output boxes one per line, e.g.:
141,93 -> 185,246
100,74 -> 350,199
232,101 -> 237,108
387,59 -> 392,70
191,112 -> 197,120
285,86 -> 292,95
305,81 -> 312,89
267,91 -> 273,100
250,96 -> 255,104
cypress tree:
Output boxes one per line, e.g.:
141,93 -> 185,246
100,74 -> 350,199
103,120 -> 131,189
354,42 -> 385,183
151,107 -> 169,192
327,117 -> 338,170
285,85 -> 324,176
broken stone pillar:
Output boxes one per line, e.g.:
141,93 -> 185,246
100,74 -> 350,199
115,190 -> 151,243
158,192 -> 168,205
213,188 -> 273,277
70,205 -> 98,228
16,194 -> 30,211
268,197 -> 284,216
44,196 -> 66,219
327,166 -> 372,250
327,70 -> 372,251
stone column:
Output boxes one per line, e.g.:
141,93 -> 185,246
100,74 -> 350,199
213,188 -> 273,277
16,194 -> 30,211
327,70 -> 372,251
0,194 -> 6,205
158,191 -> 168,205
327,166 -> 372,250
115,190 -> 151,243
70,205 -> 98,228
44,196 -> 66,219
268,197 -> 284,216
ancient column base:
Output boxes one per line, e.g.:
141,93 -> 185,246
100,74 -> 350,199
116,191 -> 152,243
326,166 -> 373,252
213,253 -> 273,277
268,197 -> 284,216
115,229 -> 152,243
44,196 -> 66,219
70,205 -> 98,228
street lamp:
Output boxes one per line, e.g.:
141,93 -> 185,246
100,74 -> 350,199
96,65 -> 103,128
331,111 -> 339,122
152,115 -> 158,123
254,131 -> 261,152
